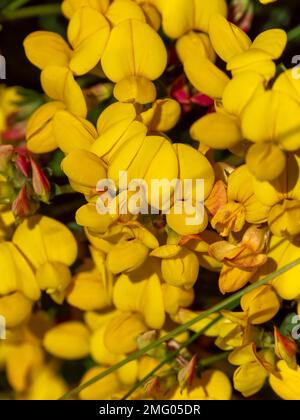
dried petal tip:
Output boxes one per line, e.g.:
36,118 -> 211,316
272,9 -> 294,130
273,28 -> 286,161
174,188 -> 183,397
274,327 -> 298,370
30,158 -> 51,203
12,184 -> 37,219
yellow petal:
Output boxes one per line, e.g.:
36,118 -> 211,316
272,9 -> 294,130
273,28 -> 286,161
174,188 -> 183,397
76,203 -> 118,234
140,98 -> 181,132
105,0 -> 145,26
114,76 -> 157,104
161,248 -> 199,289
79,367 -> 121,400
268,200 -> 300,237
241,285 -> 280,324
176,31 -> 215,63
91,102 -> 146,163
104,312 -> 147,354
162,284 -> 194,315
62,0 -> 110,19
184,57 -> 230,99
251,29 -> 287,59
273,69 -> 300,104
67,267 -> 111,311
26,101 -> 65,153
113,274 -> 145,312
191,113 -> 241,149
13,215 -> 78,269
24,31 -> 71,70
90,326 -> 119,365
43,321 -> 90,360
255,236 -> 300,300
61,149 -> 106,196
36,261 -> 72,304
150,245 -> 182,258
209,14 -> 251,62
227,49 -> 276,80
167,370 -> 232,400
27,366 -> 68,400
222,72 -> 264,116
246,143 -> 286,182
41,66 -> 87,117
53,110 -> 97,154
0,292 -> 33,328
140,274 -> 165,329
6,343 -> 44,392
106,239 -> 149,274
174,143 -> 215,199
242,90 -> 300,151
68,7 -> 110,75
117,359 -> 138,387
233,362 -> 267,397
101,19 -> 167,82
269,361 -> 300,400
167,206 -> 208,236
161,0 -> 227,38
0,241 -> 40,300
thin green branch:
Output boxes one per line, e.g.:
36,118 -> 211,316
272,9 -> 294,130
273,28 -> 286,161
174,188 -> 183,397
3,0 -> 32,12
288,25 -> 300,42
0,4 -> 61,22
59,257 -> 300,400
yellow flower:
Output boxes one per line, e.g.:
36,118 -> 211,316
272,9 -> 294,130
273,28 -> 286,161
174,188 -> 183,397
43,321 -> 90,360
229,342 -> 277,397
242,90 -> 300,181
255,235 -> 300,300
27,365 -> 68,400
152,245 -> 199,290
101,20 -> 167,103
240,285 -> 280,325
252,154 -> 300,237
209,226 -> 268,294
211,165 -> 270,236
61,149 -> 107,197
165,370 -> 232,400
67,259 -> 112,311
155,0 -> 227,64
0,292 -> 33,328
190,72 -> 264,150
79,366 -> 123,400
6,342 -> 45,393
185,16 -> 286,100
55,99 -> 180,160
12,215 -> 78,303
103,312 -> 148,354
209,15 -> 286,79
269,361 -> 300,400
107,239 -> 149,274
0,86 -> 21,135
108,135 -> 178,209
113,259 -> 165,329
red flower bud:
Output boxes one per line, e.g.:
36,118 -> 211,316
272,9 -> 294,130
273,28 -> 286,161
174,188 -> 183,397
16,154 -> 30,178
12,184 -> 33,218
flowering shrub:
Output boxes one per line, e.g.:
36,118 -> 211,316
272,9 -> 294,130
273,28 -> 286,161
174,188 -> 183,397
1,0 -> 300,400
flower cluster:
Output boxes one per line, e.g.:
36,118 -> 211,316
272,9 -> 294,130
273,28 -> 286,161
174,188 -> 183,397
1,0 -> 300,401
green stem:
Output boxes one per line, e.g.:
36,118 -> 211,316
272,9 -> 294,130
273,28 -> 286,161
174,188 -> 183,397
58,258 -> 300,400
288,25 -> 300,42
122,316 -> 224,400
3,0 -> 32,12
0,4 -> 61,21
199,352 -> 229,368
